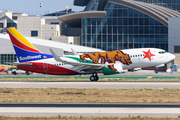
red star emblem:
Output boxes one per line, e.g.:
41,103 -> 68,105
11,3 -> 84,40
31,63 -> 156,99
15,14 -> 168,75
142,49 -> 155,61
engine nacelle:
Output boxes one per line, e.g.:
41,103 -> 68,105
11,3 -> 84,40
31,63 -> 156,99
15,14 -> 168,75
103,64 -> 123,75
114,64 -> 123,73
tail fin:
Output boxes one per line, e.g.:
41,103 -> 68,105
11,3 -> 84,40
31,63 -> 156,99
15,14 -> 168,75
7,27 -> 52,63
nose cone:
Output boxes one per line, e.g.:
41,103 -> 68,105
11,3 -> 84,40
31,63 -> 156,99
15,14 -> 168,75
169,53 -> 175,61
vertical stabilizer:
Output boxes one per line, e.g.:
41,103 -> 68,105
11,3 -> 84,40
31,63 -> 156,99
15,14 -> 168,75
7,27 -> 53,62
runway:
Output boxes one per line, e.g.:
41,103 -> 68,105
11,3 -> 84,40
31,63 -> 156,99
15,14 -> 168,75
0,103 -> 180,118
1,80 -> 180,118
1,102 -> 180,108
0,81 -> 180,89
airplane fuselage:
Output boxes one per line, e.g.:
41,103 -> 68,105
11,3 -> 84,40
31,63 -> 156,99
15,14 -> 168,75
17,48 -> 175,75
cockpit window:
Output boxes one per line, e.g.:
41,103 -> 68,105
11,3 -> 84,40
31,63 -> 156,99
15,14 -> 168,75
159,51 -> 166,54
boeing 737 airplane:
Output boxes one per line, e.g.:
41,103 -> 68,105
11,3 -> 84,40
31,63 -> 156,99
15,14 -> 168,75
7,27 -> 175,81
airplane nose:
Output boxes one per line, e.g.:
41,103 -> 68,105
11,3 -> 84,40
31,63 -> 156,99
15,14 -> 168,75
169,53 -> 175,61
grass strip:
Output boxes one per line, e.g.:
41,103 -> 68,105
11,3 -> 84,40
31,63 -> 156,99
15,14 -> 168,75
0,88 -> 180,103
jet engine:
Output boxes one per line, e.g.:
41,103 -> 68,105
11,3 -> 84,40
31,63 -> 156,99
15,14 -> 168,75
103,63 -> 123,75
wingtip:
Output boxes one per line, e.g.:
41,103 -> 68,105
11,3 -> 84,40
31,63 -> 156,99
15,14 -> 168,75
49,48 -> 62,62
71,48 -> 78,55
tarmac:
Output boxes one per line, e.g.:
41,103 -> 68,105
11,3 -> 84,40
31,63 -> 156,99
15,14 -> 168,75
0,70 -> 179,79
0,70 -> 180,118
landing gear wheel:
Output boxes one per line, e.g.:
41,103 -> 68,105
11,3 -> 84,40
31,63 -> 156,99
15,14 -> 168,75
94,75 -> 99,81
90,73 -> 99,81
90,76 -> 95,81
154,70 -> 158,74
12,72 -> 16,75
25,71 -> 30,75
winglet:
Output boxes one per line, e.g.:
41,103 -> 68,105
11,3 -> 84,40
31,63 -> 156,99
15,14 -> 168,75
49,49 -> 66,63
71,48 -> 78,55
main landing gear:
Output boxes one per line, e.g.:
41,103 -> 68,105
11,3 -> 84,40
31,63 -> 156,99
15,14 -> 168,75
90,73 -> 99,81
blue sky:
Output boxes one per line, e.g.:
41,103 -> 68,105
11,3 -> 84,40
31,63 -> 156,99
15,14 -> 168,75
0,0 -> 85,15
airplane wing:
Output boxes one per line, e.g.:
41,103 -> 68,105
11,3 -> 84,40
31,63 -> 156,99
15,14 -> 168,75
5,62 -> 33,66
50,49 -> 105,71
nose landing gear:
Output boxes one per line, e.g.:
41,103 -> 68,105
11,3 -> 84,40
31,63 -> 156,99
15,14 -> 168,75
154,68 -> 158,74
90,73 -> 99,81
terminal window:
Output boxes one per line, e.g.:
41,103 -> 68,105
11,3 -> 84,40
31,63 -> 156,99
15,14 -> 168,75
12,16 -> 17,20
0,54 -> 17,65
0,23 -> 3,28
51,22 -> 59,25
31,31 -> 38,37
174,46 -> 180,53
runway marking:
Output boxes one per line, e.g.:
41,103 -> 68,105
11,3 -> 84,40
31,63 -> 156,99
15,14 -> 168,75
147,76 -> 153,79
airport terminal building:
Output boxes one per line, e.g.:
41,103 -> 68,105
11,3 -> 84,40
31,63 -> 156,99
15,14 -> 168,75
58,0 -> 179,52
58,0 -> 180,64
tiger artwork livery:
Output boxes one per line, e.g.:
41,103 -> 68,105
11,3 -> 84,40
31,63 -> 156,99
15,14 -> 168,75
80,50 -> 132,71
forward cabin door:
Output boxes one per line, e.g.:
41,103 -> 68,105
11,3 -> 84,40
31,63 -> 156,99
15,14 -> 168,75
43,63 -> 48,72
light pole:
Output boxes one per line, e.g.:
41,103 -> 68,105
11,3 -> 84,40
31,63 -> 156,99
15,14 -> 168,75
40,3 -> 43,16
40,3 -> 43,39
65,6 -> 68,14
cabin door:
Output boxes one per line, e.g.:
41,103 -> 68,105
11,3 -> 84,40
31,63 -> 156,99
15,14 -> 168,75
43,63 -> 48,72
